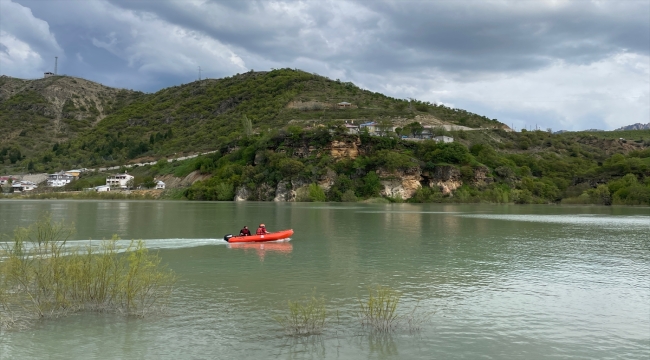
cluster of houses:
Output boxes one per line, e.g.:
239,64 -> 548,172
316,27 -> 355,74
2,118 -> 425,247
2,170 -> 166,193
47,169 -> 84,187
343,121 -> 454,143
0,177 -> 38,192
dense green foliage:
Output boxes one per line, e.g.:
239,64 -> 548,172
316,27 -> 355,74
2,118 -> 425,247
102,127 -> 649,205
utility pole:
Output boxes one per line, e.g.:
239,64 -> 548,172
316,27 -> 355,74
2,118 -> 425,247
198,66 -> 202,81
54,56 -> 58,75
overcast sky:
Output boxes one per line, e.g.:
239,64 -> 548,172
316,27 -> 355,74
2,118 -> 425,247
1,0 -> 648,131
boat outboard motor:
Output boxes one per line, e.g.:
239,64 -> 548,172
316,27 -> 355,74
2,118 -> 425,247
224,234 -> 233,242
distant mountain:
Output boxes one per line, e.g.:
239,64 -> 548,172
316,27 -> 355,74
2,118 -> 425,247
553,129 -> 604,134
614,123 -> 650,131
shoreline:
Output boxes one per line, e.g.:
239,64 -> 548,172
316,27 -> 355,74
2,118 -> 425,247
3,191 -> 646,207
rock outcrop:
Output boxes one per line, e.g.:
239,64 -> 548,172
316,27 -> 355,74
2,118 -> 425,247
472,165 -> 493,187
423,165 -> 462,196
376,167 -> 422,200
157,170 -> 211,188
328,139 -> 361,159
317,168 -> 337,191
234,186 -> 249,201
273,179 -> 309,202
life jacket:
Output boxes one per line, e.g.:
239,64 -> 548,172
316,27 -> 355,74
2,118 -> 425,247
240,228 -> 251,236
256,227 -> 267,235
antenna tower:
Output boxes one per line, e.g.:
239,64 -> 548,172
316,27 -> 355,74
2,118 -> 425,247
54,56 -> 58,75
198,66 -> 202,81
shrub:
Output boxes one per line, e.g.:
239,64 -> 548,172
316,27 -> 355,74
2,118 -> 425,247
274,294 -> 327,335
307,183 -> 326,202
358,286 -> 400,332
0,216 -> 176,329
341,189 -> 357,202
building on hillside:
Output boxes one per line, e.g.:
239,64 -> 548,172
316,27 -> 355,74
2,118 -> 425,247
65,169 -> 83,178
155,181 -> 166,190
12,181 -> 38,192
106,173 -> 134,189
344,123 -> 359,134
433,136 -> 454,143
0,177 -> 16,186
359,121 -> 378,134
94,185 -> 111,192
44,72 -> 54,78
337,101 -> 352,108
47,172 -> 75,187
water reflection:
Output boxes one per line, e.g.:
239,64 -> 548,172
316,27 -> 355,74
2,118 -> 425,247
227,241 -> 293,261
277,335 -> 326,359
354,332 -> 398,357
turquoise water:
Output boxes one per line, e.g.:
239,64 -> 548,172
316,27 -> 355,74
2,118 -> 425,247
0,201 -> 648,359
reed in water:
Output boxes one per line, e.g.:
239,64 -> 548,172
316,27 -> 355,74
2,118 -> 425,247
274,293 -> 327,335
0,215 -> 176,330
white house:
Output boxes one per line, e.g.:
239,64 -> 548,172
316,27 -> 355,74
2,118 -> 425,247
344,123 -> 359,134
359,121 -> 378,134
0,177 -> 16,186
47,172 -> 75,187
106,173 -> 134,189
433,136 -> 454,143
94,185 -> 111,192
12,181 -> 38,192
155,181 -> 166,190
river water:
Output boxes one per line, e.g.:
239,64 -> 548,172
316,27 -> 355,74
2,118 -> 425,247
0,200 -> 648,359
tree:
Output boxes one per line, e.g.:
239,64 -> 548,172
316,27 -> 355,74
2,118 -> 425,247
308,183 -> 326,202
405,122 -> 424,138
8,148 -> 22,164
376,120 -> 394,137
242,115 -> 253,137
279,158 -> 305,178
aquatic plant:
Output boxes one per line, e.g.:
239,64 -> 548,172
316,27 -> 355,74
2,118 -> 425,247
357,285 -> 432,333
357,286 -> 401,332
275,294 -> 327,335
0,215 -> 176,329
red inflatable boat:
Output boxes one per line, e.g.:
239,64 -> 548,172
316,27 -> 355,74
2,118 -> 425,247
225,229 -> 294,243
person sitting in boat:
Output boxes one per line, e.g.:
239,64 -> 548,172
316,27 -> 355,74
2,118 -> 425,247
239,226 -> 251,236
256,223 -> 268,235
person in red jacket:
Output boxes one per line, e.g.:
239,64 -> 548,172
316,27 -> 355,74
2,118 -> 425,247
256,224 -> 268,235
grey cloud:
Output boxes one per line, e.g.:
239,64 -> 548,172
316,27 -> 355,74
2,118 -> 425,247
5,0 -> 649,129
96,0 -> 649,77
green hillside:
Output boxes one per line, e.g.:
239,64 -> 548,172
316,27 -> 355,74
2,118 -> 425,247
0,75 -> 142,163
1,69 -> 503,173
2,69 -> 649,206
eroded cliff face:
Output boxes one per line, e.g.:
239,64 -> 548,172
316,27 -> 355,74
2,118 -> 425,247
423,166 -> 463,196
236,183 -> 275,201
274,179 -> 310,202
328,139 -> 361,159
157,170 -> 211,188
377,167 -> 422,200
238,140 -> 497,201
472,165 -> 493,187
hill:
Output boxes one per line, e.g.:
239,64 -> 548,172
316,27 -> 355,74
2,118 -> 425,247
0,75 -> 142,162
615,123 -> 650,131
3,69 -> 648,206
0,69 -> 505,173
